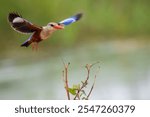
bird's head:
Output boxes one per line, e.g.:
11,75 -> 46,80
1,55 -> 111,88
48,22 -> 64,30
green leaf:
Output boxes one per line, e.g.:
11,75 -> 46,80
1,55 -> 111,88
68,88 -> 76,95
73,84 -> 80,90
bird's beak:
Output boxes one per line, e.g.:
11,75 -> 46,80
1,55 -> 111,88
53,24 -> 64,29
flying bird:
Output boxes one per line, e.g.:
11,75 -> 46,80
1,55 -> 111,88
8,12 -> 82,50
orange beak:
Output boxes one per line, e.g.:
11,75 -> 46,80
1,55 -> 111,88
53,24 -> 64,29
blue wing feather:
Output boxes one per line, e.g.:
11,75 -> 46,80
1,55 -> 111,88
59,13 -> 82,26
59,18 -> 75,25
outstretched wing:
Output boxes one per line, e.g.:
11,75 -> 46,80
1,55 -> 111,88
8,12 -> 42,34
59,13 -> 83,26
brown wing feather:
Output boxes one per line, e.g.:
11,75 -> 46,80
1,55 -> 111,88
8,12 -> 42,34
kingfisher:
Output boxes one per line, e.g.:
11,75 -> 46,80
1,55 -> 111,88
8,12 -> 82,50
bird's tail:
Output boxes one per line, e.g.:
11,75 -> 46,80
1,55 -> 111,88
21,34 -> 33,47
21,40 -> 31,47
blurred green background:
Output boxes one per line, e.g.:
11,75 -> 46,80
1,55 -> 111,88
0,0 -> 150,99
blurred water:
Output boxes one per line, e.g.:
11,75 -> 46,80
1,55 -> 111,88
0,40 -> 150,99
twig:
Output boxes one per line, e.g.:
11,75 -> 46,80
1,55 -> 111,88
87,64 -> 100,99
64,63 -> 70,100
74,64 -> 92,100
61,58 -> 71,100
86,75 -> 96,99
74,62 -> 99,100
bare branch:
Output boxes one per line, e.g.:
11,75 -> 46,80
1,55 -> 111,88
61,61 -> 99,100
74,62 -> 99,100
87,75 -> 96,99
62,60 -> 71,100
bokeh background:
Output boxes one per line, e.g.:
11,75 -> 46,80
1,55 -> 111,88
0,0 -> 150,99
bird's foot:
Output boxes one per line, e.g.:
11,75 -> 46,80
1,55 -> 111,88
31,42 -> 39,51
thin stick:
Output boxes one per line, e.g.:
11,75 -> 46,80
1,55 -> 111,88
64,63 -> 70,100
61,58 -> 71,100
74,64 -> 90,100
87,64 -> 100,99
87,75 -> 96,99
74,62 -> 99,100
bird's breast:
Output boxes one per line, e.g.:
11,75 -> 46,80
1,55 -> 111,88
40,27 -> 55,40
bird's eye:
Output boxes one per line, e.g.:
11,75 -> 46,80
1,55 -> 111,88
50,24 -> 54,27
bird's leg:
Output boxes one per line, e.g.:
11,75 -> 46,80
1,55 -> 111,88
31,42 -> 38,51
35,43 -> 38,51
31,43 -> 35,51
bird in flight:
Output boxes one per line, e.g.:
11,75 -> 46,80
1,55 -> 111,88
8,12 -> 82,50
